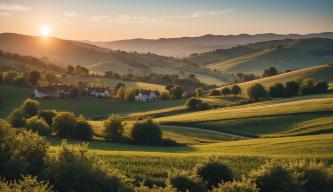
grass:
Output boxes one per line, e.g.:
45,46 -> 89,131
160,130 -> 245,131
48,133 -> 333,185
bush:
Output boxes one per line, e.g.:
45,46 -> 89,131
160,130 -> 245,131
135,185 -> 176,192
0,175 -> 52,192
25,116 -> 52,136
166,172 -> 207,192
21,99 -> 40,117
185,97 -> 203,110
160,91 -> 169,100
194,160 -> 234,188
221,87 -> 231,97
315,81 -> 329,93
195,88 -> 204,98
103,114 -> 124,142
269,83 -> 286,98
42,141 -> 132,192
247,84 -> 267,101
291,162 -> 333,192
212,180 -> 259,192
263,67 -> 278,77
169,86 -> 184,100
250,161 -> 302,192
231,85 -> 241,96
28,71 -> 41,85
300,80 -> 316,95
285,81 -> 299,97
39,109 -> 58,126
75,118 -> 93,140
125,88 -> 138,101
7,108 -> 26,128
131,119 -> 162,145
52,112 -> 77,138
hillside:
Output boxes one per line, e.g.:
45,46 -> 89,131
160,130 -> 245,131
199,38 -> 333,74
219,63 -> 333,97
0,33 -> 226,85
94,32 -> 333,57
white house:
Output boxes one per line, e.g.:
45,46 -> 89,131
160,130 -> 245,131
34,84 -> 71,98
87,87 -> 110,98
135,90 -> 157,102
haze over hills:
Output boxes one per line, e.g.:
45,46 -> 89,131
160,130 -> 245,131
93,32 -> 333,57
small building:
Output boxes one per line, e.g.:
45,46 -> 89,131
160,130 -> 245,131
34,84 -> 71,98
135,90 -> 157,102
86,87 -> 110,98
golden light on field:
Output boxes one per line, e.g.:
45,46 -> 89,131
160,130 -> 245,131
39,24 -> 51,37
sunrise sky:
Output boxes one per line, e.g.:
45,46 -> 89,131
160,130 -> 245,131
0,0 -> 332,41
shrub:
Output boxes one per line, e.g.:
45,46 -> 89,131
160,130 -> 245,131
250,161 -> 302,192
169,86 -> 184,100
221,87 -> 231,97
28,71 -> 41,85
263,67 -> 278,77
291,162 -> 333,192
103,114 -> 124,142
247,84 -> 267,101
131,119 -> 162,145
75,118 -> 93,140
52,112 -> 77,138
231,85 -> 241,96
7,108 -> 26,128
269,83 -> 286,98
25,116 -> 52,136
194,160 -> 234,188
300,80 -> 316,95
0,175 -> 52,192
166,172 -> 207,192
135,185 -> 176,192
209,89 -> 220,96
185,97 -> 203,110
213,179 -> 258,192
42,141 -> 132,192
125,88 -> 138,101
315,81 -> 329,93
285,81 -> 299,97
195,88 -> 204,98
160,91 -> 169,100
21,99 -> 40,117
70,87 -> 79,98
39,109 -> 58,126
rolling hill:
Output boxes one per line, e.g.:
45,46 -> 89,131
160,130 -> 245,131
198,38 -> 333,74
93,32 -> 333,57
0,33 -> 226,85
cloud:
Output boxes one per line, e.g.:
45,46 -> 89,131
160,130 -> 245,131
64,11 -> 79,17
170,9 -> 235,18
88,14 -> 158,24
0,12 -> 11,16
0,3 -> 31,11
88,15 -> 109,22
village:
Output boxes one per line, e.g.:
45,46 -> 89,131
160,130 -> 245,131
33,83 -> 158,102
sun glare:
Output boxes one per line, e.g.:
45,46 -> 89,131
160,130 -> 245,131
39,24 -> 51,37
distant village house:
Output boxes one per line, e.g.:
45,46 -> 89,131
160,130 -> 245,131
135,90 -> 157,102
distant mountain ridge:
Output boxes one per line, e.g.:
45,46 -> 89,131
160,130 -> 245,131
93,32 -> 333,57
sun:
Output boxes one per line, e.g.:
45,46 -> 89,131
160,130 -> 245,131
39,24 -> 51,37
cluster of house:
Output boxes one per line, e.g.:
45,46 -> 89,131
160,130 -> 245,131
33,84 -> 110,98
33,84 -> 158,102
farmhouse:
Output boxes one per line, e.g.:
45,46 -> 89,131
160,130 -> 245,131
135,90 -> 157,102
34,84 -> 72,98
86,87 -> 110,98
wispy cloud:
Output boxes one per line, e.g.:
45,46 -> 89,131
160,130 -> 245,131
64,11 -> 79,17
0,3 -> 31,11
88,15 -> 109,22
88,14 -> 158,24
0,12 -> 11,16
171,9 -> 235,18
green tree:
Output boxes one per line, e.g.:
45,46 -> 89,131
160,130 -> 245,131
7,108 -> 26,128
38,109 -> 57,126
195,88 -> 204,98
269,83 -> 286,98
28,71 -> 41,85
263,67 -> 278,77
185,97 -> 203,111
247,84 -> 267,101
103,115 -> 124,142
3,71 -> 18,84
75,118 -> 93,140
70,87 -> 79,98
315,81 -> 329,93
52,112 -> 77,138
21,99 -> 40,117
25,116 -> 52,136
160,91 -> 169,100
131,119 -> 162,145
169,86 -> 184,100
231,85 -> 241,97
221,87 -> 231,97
285,81 -> 299,97
125,88 -> 137,101
166,172 -> 206,192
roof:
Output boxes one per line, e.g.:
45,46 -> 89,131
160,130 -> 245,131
36,84 -> 72,94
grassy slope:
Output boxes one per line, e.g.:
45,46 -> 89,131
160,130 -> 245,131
219,64 -> 333,97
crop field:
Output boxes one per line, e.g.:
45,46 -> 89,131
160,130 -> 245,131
48,133 -> 333,185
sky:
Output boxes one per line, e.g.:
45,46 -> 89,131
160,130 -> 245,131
0,0 -> 332,41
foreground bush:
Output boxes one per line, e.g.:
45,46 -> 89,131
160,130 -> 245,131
194,159 -> 234,188
166,172 -> 207,192
21,98 -> 40,117
7,108 -> 26,128
250,161 -> 302,192
52,112 -> 77,138
75,118 -> 93,140
212,180 -> 259,192
42,141 -> 132,192
131,119 -> 162,145
135,185 -> 176,192
26,116 -> 52,136
103,114 -> 124,142
39,109 -> 58,126
0,175 -> 52,192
